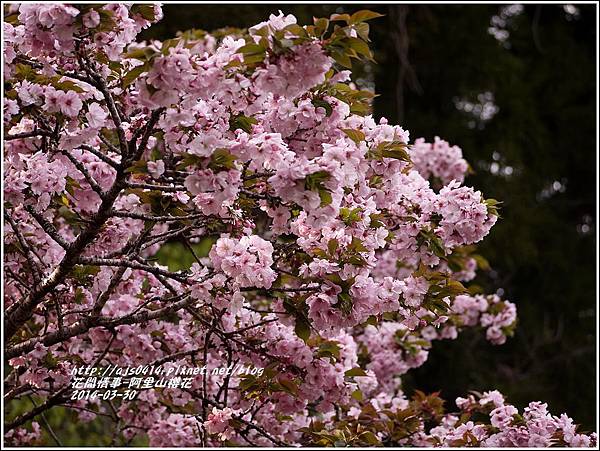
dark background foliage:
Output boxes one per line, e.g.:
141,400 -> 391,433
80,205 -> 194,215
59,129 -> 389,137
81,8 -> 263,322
140,4 -> 597,430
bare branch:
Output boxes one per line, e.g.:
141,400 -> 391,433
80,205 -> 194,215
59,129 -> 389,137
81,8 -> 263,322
126,182 -> 187,192
4,211 -> 42,286
76,256 -> 189,283
79,144 -> 120,168
109,210 -> 208,222
128,107 -> 166,163
24,205 -> 71,250
62,150 -> 106,198
4,129 -> 52,141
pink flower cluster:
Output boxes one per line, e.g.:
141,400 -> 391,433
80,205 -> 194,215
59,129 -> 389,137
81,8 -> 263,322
4,422 -> 41,447
3,4 -> 594,448
203,407 -> 239,441
148,414 -> 202,447
17,4 -> 79,56
254,42 -> 333,99
436,181 -> 497,248
451,294 -> 517,344
209,235 -> 277,289
185,169 -> 241,217
410,136 -> 469,185
420,393 -> 598,447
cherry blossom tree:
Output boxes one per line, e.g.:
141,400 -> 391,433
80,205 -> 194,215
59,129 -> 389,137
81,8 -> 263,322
2,4 -> 596,447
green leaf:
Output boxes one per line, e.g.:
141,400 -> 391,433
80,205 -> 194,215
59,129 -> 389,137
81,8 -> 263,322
312,98 -> 333,117
131,4 -> 156,21
336,292 -> 353,314
341,128 -> 366,144
229,114 -> 258,133
74,288 -> 86,304
330,49 -> 353,68
366,315 -> 378,326
125,46 -> 159,61
348,237 -> 368,253
53,79 -> 85,93
354,22 -> 372,42
369,212 -> 385,228
241,53 -> 266,65
418,229 -> 446,258
346,37 -> 373,59
237,42 -> 267,63
330,13 -> 351,23
305,170 -> 331,192
327,238 -> 339,255
350,10 -> 384,24
345,254 -> 367,266
209,148 -> 237,171
294,316 -> 311,343
239,374 -> 259,392
447,257 -> 463,272
345,367 -> 367,377
3,13 -> 19,24
317,341 -> 341,361
14,63 -> 35,81
340,207 -> 363,225
351,389 -> 364,401
473,254 -> 491,271
313,17 -> 329,37
176,153 -> 205,170
306,170 -> 330,188
283,23 -> 308,38
360,431 -> 381,445
125,159 -> 149,174
251,25 -> 269,38
375,140 -> 411,162
160,38 -> 181,55
71,265 -> 100,283
122,64 -> 148,88
484,198 -> 502,217
43,351 -> 60,369
278,377 -> 299,396
327,83 -> 375,117
65,176 -> 81,196
96,9 -> 116,32
318,188 -> 332,207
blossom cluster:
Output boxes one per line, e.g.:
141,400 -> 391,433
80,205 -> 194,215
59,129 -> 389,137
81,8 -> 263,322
409,136 -> 469,186
2,4 -> 594,448
306,390 -> 597,447
209,235 -> 277,289
424,393 -> 597,447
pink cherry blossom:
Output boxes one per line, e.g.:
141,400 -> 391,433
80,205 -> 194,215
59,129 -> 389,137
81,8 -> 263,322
2,4 -> 593,448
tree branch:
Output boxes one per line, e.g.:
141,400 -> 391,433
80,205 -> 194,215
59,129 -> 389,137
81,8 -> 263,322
4,129 -> 52,141
75,256 -> 189,283
62,150 -> 106,198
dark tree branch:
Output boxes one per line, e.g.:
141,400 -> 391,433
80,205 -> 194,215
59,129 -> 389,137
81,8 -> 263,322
24,205 -> 71,250
4,129 -> 52,141
63,150 -> 106,198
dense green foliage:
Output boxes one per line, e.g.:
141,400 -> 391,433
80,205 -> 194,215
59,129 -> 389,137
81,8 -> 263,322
141,4 -> 596,430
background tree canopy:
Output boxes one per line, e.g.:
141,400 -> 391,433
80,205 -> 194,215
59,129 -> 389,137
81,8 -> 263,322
140,3 -> 596,431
